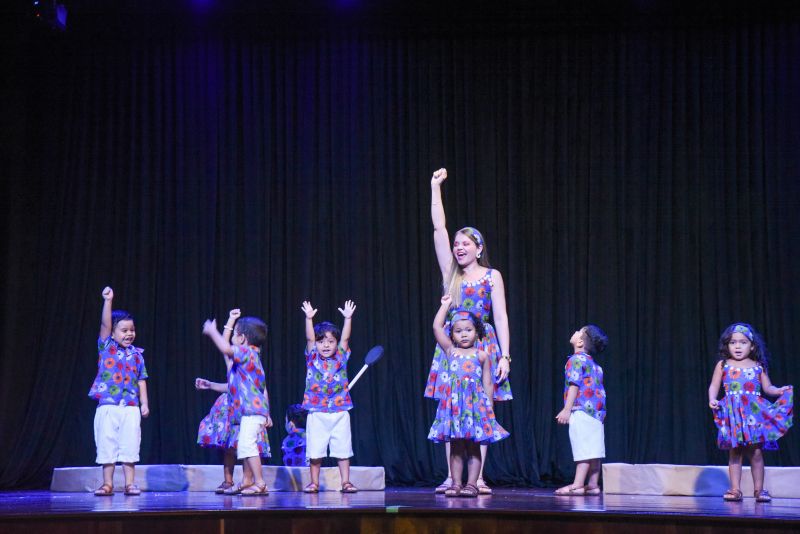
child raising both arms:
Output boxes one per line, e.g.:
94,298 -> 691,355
300,300 -> 358,494
203,312 -> 272,496
428,295 -> 509,498
195,308 -> 271,494
88,287 -> 149,496
708,323 -> 793,502
555,325 -> 608,496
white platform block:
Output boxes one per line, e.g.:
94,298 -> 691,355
603,463 -> 800,498
51,464 -> 385,492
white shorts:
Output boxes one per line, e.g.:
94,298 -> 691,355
237,415 -> 267,460
568,410 -> 605,462
94,404 -> 141,464
306,411 -> 353,459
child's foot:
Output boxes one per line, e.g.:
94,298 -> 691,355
444,484 -> 462,497
555,485 -> 587,495
755,490 -> 772,502
93,484 -> 114,496
476,477 -> 492,495
223,483 -> 244,495
435,477 -> 453,494
240,482 -> 268,496
303,482 -> 320,493
458,483 -> 479,498
583,485 -> 602,495
722,489 -> 743,501
215,481 -> 235,494
124,484 -> 141,496
340,481 -> 358,493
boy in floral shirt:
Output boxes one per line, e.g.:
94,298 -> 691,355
203,312 -> 272,495
554,325 -> 608,496
89,287 -> 149,496
299,300 -> 358,493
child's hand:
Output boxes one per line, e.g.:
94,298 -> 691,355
228,308 -> 241,320
140,404 -> 150,418
431,168 -> 448,186
301,301 -> 317,319
202,319 -> 217,335
102,287 -> 114,300
195,378 -> 211,390
264,415 -> 273,429
440,295 -> 452,307
338,300 -> 356,319
708,399 -> 719,409
555,408 -> 571,425
776,385 -> 791,394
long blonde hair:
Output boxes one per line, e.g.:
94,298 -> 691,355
444,227 -> 491,306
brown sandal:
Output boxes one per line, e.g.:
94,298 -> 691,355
124,484 -> 141,496
755,490 -> 772,502
723,489 -> 743,502
215,481 -> 235,494
476,478 -> 493,495
303,482 -> 320,493
94,484 -> 114,496
223,483 -> 243,495
459,483 -> 479,498
444,484 -> 462,497
341,481 -> 358,493
555,485 -> 587,495
240,482 -> 268,496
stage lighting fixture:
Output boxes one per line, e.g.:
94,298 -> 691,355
33,0 -> 68,31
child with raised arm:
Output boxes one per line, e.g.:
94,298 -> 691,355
708,323 -> 793,502
202,312 -> 272,496
300,300 -> 358,493
196,309 -> 271,494
555,325 -> 608,496
428,295 -> 509,498
88,287 -> 149,496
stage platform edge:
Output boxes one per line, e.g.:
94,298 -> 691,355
603,463 -> 800,498
51,464 -> 385,492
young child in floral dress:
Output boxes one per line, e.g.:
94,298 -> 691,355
281,404 -> 309,467
89,287 -> 149,496
300,300 -> 358,493
195,309 -> 270,494
708,323 -> 793,502
428,295 -> 509,498
554,325 -> 608,496
203,312 -> 272,495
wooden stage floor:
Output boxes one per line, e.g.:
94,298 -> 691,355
1,487 -> 799,533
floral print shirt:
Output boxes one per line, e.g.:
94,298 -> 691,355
564,352 -> 606,423
89,336 -> 148,406
302,345 -> 353,413
228,345 -> 269,418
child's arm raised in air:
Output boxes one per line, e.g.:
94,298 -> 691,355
708,360 -> 724,409
195,378 -> 229,393
433,295 -> 454,353
338,300 -> 356,352
556,385 -> 578,424
203,319 -> 235,356
99,286 -> 114,340
760,369 -> 792,397
431,168 -> 452,279
222,309 -> 241,371
301,301 -> 317,352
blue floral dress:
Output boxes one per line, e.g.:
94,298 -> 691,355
428,350 -> 509,443
712,363 -> 793,450
197,393 -> 271,457
424,270 -> 512,401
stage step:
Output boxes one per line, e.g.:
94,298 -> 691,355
603,463 -> 800,498
51,465 -> 385,492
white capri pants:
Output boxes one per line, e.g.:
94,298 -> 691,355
568,410 -> 606,462
306,411 -> 353,459
238,415 -> 267,459
94,404 -> 141,464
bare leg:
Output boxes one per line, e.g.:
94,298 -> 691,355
449,440 -> 466,488
728,447 -> 744,492
586,459 -> 602,489
338,458 -> 351,485
241,458 -> 254,487
122,462 -> 135,487
309,458 -> 322,486
102,464 -> 115,488
223,448 -> 236,484
243,456 -> 264,486
444,442 -> 453,480
748,445 -> 765,492
465,442 -> 482,486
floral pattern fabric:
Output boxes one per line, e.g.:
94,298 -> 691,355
564,352 -> 606,423
88,337 -> 148,406
228,345 -> 270,418
302,345 -> 353,413
281,424 -> 308,466
197,393 -> 271,457
424,269 -> 512,401
712,364 -> 793,450
428,350 -> 509,443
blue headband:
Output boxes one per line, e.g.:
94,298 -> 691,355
451,309 -> 474,322
461,227 -> 484,247
732,324 -> 754,341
